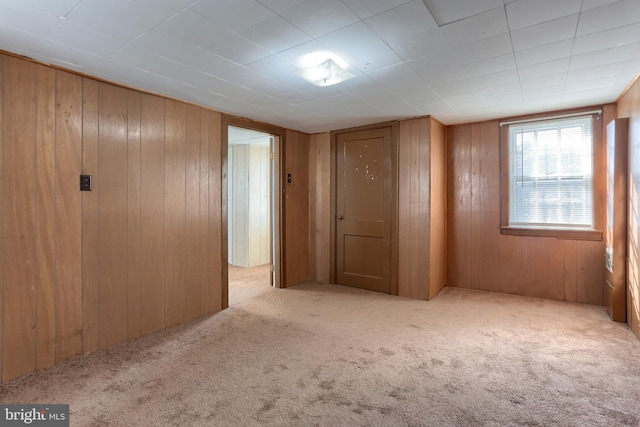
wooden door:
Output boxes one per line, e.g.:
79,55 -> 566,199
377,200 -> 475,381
336,127 -> 392,293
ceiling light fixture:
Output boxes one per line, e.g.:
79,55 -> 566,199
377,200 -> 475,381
297,58 -> 355,87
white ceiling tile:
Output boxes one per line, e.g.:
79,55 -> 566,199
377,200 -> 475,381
423,0 -> 502,26
620,57 -> 640,75
124,29 -> 204,65
514,39 -> 573,68
506,0 -> 582,31
206,35 -> 272,66
577,0 -> 640,37
318,22 -> 403,72
218,66 -> 294,97
566,63 -> 625,84
255,0 -> 307,14
569,43 -> 638,70
156,62 -> 221,90
565,77 -> 617,94
281,0 -> 360,38
574,23 -> 640,56
18,0 -> 84,16
481,88 -> 523,106
46,20 -> 125,57
520,73 -> 568,92
274,90 -> 318,106
244,54 -> 307,89
67,0 -> 152,42
240,15 -> 312,53
31,38 -> 103,70
472,69 -> 519,90
562,88 -> 616,104
581,0 -> 622,11
441,7 -> 508,47
109,45 -> 176,73
614,70 -> 639,87
93,0 -> 195,28
409,50 -> 471,85
464,53 -> 516,78
367,1 -> 438,33
365,1 -> 447,60
178,49 -> 239,77
341,0 -> 415,19
454,33 -> 512,64
522,83 -> 564,104
518,58 -> 570,80
155,8 -> 233,48
432,79 -> 478,97
443,92 -> 486,111
190,0 -> 276,33
511,14 -> 578,52
366,63 -> 428,95
0,1 -> 62,37
0,24 -> 42,53
365,97 -> 422,116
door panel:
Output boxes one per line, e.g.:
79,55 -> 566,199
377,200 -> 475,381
337,128 -> 392,293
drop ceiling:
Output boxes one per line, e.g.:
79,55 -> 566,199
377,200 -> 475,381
1,0 -> 639,133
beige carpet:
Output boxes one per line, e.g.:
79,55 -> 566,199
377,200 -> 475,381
1,272 -> 639,426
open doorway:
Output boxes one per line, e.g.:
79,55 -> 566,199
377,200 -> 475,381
227,125 -> 276,306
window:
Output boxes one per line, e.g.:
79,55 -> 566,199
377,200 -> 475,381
500,111 -> 603,240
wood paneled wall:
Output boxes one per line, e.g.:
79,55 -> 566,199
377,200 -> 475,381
429,119 -> 446,299
284,130 -> 310,287
446,113 -> 610,304
309,133 -> 331,283
397,117 -> 446,300
0,53 -> 224,383
617,76 -> 640,339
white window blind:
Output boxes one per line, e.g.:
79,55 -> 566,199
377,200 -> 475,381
508,115 -> 594,228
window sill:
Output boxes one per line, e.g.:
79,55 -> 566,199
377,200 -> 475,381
500,226 -> 603,241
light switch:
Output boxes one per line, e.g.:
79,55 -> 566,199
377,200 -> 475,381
80,174 -> 92,191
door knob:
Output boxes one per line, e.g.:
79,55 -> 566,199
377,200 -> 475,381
337,215 -> 344,220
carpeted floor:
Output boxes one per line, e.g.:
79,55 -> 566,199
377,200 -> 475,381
1,271 -> 639,426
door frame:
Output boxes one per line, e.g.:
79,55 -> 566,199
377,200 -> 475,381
330,121 -> 399,295
222,115 -> 286,308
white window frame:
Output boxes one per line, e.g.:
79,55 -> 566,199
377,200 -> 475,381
500,110 -> 603,241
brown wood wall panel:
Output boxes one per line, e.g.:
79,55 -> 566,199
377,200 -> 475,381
82,79 -> 100,354
199,111 -> 211,317
164,100 -> 187,327
0,54 -> 4,381
55,71 -> 83,362
396,117 -> 446,300
447,124 -> 472,290
447,118 -> 606,304
284,130 -> 310,287
35,65 -> 57,370
2,57 -> 37,382
429,119 -> 446,299
398,119 -> 430,300
185,105 -> 202,322
618,84 -> 638,326
127,91 -> 142,340
140,94 -> 166,335
0,51 -> 292,383
209,112 -> 223,312
618,77 -> 640,339
98,84 -> 129,348
309,133 -> 331,283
